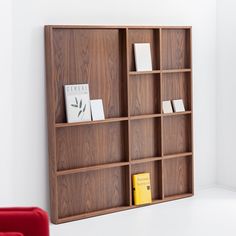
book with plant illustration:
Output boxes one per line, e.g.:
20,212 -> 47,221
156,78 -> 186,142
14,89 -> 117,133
64,84 -> 91,123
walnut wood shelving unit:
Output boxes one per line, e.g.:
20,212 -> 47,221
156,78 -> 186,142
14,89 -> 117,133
45,25 -> 194,224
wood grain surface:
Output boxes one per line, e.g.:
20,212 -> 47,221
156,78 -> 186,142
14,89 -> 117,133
129,74 -> 161,116
130,118 -> 161,160
53,29 -> 127,123
163,157 -> 192,197
58,166 -> 129,218
163,115 -> 192,155
162,29 -> 191,70
56,122 -> 128,170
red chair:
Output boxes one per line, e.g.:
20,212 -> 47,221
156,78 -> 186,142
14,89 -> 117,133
0,208 -> 49,236
0,234 -> 23,236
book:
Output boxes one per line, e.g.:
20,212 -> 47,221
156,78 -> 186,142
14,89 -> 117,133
172,99 -> 185,112
64,84 -> 91,123
162,100 -> 173,114
132,173 -> 152,205
91,99 -> 105,121
134,43 -> 152,72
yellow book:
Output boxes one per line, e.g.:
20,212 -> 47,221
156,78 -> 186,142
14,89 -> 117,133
132,173 -> 152,205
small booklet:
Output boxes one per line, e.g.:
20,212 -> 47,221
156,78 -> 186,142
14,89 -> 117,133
172,99 -> 185,112
64,84 -> 91,123
91,99 -> 105,121
134,43 -> 152,72
162,100 -> 173,114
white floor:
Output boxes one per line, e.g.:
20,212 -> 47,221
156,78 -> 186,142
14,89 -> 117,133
50,188 -> 236,236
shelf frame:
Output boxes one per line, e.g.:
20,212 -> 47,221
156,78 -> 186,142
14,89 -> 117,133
45,25 -> 194,224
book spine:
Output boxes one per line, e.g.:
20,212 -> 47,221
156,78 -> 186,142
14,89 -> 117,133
64,86 -> 69,123
132,175 -> 137,205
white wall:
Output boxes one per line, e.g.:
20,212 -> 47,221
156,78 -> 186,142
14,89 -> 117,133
216,0 -> 236,188
8,0 -> 217,213
0,0 -> 13,205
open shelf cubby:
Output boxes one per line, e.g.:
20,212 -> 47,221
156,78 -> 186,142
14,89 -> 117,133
130,118 -> 161,160
45,25 -> 194,224
163,156 -> 193,197
161,29 -> 191,70
130,74 -> 161,116
163,115 -> 192,155
58,166 -> 130,219
128,29 -> 160,72
56,121 -> 129,170
53,28 -> 128,124
131,161 -> 163,203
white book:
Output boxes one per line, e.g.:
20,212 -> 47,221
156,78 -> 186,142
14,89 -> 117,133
172,99 -> 185,112
162,100 -> 173,114
91,99 -> 105,121
64,84 -> 91,123
134,43 -> 152,72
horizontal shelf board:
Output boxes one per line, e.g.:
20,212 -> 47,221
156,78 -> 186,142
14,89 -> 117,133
57,206 -> 130,223
131,152 -> 192,164
162,111 -> 192,117
57,162 -> 130,176
129,70 -> 161,76
131,156 -> 162,164
163,193 -> 193,201
55,112 -> 191,128
130,193 -> 193,208
47,25 -> 191,30
163,152 -> 193,160
57,193 -> 193,223
162,69 -> 191,74
130,113 -> 162,120
161,26 -> 192,29
57,153 -> 192,177
55,117 -> 129,128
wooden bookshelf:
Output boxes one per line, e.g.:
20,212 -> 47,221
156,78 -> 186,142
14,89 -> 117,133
45,25 -> 194,224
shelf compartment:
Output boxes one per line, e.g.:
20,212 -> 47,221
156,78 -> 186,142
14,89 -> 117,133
162,72 -> 191,111
131,161 -> 163,203
130,118 -> 161,160
57,166 -> 129,219
56,121 -> 128,170
130,74 -> 161,116
55,117 -> 128,128
53,28 -> 128,123
161,29 -> 191,70
163,115 -> 192,155
163,156 -> 193,197
128,29 -> 160,71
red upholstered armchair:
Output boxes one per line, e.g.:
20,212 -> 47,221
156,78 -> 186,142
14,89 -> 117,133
0,208 -> 49,236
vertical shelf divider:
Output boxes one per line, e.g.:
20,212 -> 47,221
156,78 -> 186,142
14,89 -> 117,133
189,28 -> 194,195
125,28 -> 132,206
159,27 -> 165,200
45,26 -> 59,223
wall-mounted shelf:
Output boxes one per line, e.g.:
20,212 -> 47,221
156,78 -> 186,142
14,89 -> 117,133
45,25 -> 194,224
